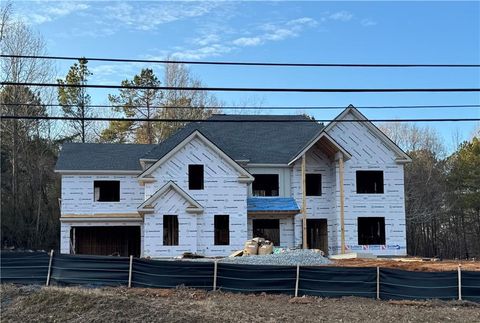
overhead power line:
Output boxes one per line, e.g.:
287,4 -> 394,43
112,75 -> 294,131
2,82 -> 479,92
1,54 -> 479,68
2,103 -> 480,110
1,115 -> 479,123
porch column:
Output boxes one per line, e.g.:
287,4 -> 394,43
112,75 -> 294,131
336,152 -> 346,254
301,154 -> 307,249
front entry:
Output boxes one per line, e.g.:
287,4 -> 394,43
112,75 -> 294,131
307,219 -> 328,254
252,219 -> 280,245
72,226 -> 141,257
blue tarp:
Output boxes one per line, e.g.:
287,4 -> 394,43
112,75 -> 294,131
247,197 -> 300,213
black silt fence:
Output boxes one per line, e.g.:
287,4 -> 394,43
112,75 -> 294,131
1,252 -> 479,302
0,252 -> 49,285
216,263 -> 297,294
298,266 -> 377,298
379,268 -> 458,300
462,271 -> 480,302
50,254 -> 129,286
131,259 -> 214,289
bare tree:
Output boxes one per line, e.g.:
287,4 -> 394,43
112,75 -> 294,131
1,15 -> 60,250
157,62 -> 221,140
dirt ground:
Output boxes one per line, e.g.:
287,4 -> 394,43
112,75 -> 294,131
331,258 -> 480,271
1,284 -> 479,323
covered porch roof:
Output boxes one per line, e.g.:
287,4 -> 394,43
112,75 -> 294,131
247,197 -> 300,215
288,131 -> 352,165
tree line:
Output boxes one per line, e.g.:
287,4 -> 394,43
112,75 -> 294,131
1,2 -> 479,258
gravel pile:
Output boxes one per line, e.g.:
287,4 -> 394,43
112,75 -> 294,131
218,249 -> 332,266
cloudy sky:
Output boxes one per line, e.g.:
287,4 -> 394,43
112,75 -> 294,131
12,1 -> 480,150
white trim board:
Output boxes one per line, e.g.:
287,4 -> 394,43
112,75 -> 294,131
55,170 -> 142,175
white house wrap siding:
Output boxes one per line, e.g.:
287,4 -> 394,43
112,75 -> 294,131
143,137 -> 248,256
61,175 -> 144,214
143,187 -> 198,257
326,112 -> 407,255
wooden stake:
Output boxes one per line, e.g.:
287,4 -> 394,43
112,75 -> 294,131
458,264 -> 462,301
295,264 -> 300,297
46,249 -> 54,286
213,260 -> 218,291
338,155 -> 345,254
301,154 -> 307,249
128,255 -> 133,288
376,266 -> 380,300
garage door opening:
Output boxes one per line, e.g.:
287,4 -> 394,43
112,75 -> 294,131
71,226 -> 141,257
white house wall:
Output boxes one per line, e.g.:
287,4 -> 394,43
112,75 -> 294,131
143,187 -> 198,257
144,137 -> 248,256
61,175 -> 144,214
327,112 -> 407,255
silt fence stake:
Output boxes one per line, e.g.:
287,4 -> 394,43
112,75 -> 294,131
458,264 -> 462,301
213,260 -> 218,291
46,249 -> 54,286
128,255 -> 133,288
376,266 -> 380,300
295,264 -> 300,297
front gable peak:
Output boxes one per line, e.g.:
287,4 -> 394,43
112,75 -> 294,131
138,181 -> 203,214
137,130 -> 254,183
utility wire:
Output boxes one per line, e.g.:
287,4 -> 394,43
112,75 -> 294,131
1,115 -> 479,123
2,103 -> 480,110
2,82 -> 479,92
1,54 -> 479,68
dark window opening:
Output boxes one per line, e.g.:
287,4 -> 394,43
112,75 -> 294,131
189,164 -> 204,190
214,215 -> 230,245
306,174 -> 322,196
252,219 -> 280,245
252,174 -> 279,196
163,215 -> 179,246
356,171 -> 384,194
358,217 -> 385,245
94,181 -> 120,202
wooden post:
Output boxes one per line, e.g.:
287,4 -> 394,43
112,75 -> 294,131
213,260 -> 218,291
376,266 -> 380,300
301,154 -> 307,249
458,264 -> 462,301
46,249 -> 54,286
295,264 -> 300,297
128,255 -> 133,288
338,154 -> 346,254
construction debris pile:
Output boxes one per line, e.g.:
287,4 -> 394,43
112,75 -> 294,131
219,238 -> 332,266
221,248 -> 332,266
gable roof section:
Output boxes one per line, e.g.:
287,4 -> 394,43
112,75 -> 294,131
55,143 -> 156,173
138,181 -> 203,214
142,114 -> 324,164
324,105 -> 412,163
138,130 -> 254,183
288,130 -> 352,165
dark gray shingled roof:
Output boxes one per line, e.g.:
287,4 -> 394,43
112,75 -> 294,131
142,115 -> 324,164
56,115 -> 324,171
55,143 -> 156,171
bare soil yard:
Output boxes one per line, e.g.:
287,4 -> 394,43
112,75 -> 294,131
1,284 -> 479,323
332,258 -> 480,271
